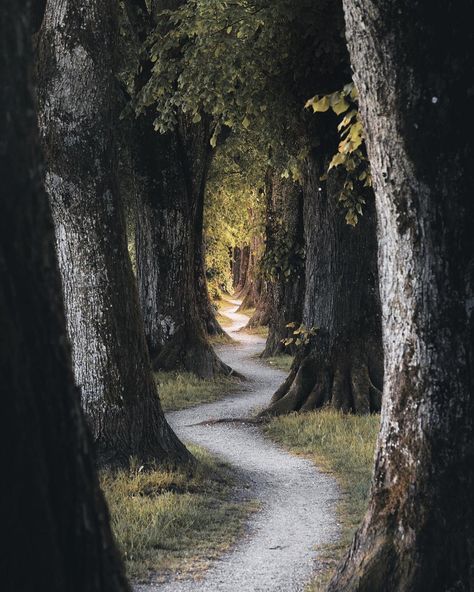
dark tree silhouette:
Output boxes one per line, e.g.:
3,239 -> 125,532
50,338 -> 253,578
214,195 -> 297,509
1,3 -> 130,590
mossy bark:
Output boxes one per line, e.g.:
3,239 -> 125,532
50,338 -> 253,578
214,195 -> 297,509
37,0 -> 190,466
327,1 -> 474,590
1,4 -> 129,589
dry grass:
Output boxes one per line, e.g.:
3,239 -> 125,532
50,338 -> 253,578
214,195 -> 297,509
101,445 -> 257,583
264,409 -> 379,590
155,371 -> 240,412
264,354 -> 294,373
240,324 -> 269,337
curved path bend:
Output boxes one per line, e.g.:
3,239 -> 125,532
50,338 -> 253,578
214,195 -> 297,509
136,300 -> 339,592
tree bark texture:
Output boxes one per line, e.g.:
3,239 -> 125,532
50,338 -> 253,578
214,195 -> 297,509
262,172 -> 305,357
328,2 -> 474,590
133,112 -> 232,378
265,131 -> 382,415
37,0 -> 189,466
1,4 -> 129,589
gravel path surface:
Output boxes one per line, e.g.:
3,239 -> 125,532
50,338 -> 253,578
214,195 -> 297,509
135,300 -> 340,592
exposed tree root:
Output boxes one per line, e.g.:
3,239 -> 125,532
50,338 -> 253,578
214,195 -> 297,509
260,333 -> 382,416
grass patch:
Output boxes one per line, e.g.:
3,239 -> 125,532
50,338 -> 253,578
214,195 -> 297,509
264,409 -> 379,590
155,371 -> 240,412
101,445 -> 257,583
209,332 -> 234,346
264,354 -> 294,373
216,311 -> 234,329
240,324 -> 269,338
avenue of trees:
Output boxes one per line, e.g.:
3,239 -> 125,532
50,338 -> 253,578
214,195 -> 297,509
2,0 -> 473,590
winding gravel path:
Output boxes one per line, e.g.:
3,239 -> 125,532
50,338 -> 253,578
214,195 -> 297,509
136,300 -> 339,592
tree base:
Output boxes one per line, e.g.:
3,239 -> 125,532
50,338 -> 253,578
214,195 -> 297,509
152,329 -> 235,379
91,396 -> 192,468
261,331 -> 382,416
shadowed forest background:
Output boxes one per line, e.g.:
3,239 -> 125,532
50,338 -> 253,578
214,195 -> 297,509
1,1 -> 473,592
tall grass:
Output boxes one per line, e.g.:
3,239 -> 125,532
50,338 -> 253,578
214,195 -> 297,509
101,446 -> 256,582
264,409 -> 380,589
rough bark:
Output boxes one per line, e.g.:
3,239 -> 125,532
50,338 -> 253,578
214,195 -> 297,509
328,2 -> 474,590
1,4 -> 129,589
37,0 -> 190,466
133,113 -> 232,378
262,172 -> 305,357
264,130 -> 382,415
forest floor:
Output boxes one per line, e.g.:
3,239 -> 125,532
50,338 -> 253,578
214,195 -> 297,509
134,299 -> 340,592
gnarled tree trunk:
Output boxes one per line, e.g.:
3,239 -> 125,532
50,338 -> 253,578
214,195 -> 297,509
262,172 -> 305,357
264,133 -> 382,415
1,4 -> 129,589
37,0 -> 189,466
328,2 -> 474,590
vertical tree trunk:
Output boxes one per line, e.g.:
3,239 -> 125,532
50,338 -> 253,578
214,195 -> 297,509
133,113 -> 232,378
235,245 -> 250,294
262,172 -> 305,357
37,0 -> 190,466
232,246 -> 242,289
1,4 -> 129,589
328,2 -> 474,590
263,129 -> 382,415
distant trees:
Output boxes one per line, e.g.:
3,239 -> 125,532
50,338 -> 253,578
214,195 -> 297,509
1,2 -> 129,589
328,1 -> 474,589
37,0 -> 189,465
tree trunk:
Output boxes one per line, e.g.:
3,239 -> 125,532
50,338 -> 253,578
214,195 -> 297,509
37,0 -> 190,466
133,113 -> 232,378
238,236 -> 263,312
232,246 -> 242,288
328,2 -> 474,590
1,4 -> 129,589
194,163 -> 227,336
262,172 -> 305,356
235,245 -> 250,294
263,132 -> 382,415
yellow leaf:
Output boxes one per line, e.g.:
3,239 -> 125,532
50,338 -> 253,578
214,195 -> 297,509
242,116 -> 250,129
332,97 -> 350,115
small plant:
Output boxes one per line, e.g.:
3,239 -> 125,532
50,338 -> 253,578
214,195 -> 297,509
282,322 -> 319,348
305,83 -> 372,227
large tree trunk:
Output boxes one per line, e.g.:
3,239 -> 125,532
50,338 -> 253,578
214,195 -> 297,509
1,4 -> 129,589
262,172 -> 305,357
37,0 -> 190,466
238,235 -> 264,312
264,131 -> 382,415
194,177 -> 227,336
328,2 -> 474,590
133,113 -> 232,378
